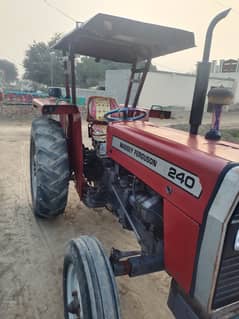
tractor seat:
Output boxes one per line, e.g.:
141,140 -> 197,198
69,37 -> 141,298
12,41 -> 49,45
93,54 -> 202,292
87,96 -> 119,141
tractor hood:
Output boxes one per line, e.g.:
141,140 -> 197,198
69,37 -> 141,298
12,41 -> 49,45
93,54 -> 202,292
107,121 -> 239,224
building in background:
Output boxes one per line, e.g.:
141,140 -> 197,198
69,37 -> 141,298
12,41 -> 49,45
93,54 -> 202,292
105,69 -> 236,111
210,59 -> 239,104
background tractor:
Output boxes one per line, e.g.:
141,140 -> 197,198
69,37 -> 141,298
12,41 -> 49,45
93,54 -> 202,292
30,10 -> 239,319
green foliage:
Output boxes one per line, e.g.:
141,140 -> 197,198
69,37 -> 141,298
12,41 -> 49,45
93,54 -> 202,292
23,34 -> 64,86
0,59 -> 18,83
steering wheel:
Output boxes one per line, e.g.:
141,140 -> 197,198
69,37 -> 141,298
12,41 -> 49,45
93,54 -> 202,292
104,107 -> 147,122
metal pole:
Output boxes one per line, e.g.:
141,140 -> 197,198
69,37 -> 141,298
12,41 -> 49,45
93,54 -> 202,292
133,59 -> 151,108
189,9 -> 231,135
202,9 -> 231,63
70,53 -> 76,105
124,63 -> 136,107
50,52 -> 54,86
63,52 -> 70,99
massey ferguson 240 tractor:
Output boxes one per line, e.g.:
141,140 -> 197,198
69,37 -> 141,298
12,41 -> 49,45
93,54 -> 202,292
30,10 -> 239,319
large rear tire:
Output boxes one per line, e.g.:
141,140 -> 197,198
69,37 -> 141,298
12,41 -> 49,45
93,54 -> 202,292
30,117 -> 70,218
63,236 -> 121,319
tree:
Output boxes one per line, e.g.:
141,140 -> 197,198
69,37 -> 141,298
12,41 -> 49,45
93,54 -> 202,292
0,59 -> 18,83
76,57 -> 108,88
23,34 -> 64,86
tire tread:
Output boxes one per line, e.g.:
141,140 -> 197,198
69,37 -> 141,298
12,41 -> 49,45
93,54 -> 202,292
30,117 -> 69,218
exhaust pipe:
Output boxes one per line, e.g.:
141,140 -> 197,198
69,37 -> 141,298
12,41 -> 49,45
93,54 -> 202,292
189,8 -> 231,135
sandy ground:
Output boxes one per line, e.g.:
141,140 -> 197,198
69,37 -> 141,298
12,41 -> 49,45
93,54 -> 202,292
0,108 -> 238,319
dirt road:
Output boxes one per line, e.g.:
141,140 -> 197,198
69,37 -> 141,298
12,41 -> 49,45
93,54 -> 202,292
0,117 -> 172,319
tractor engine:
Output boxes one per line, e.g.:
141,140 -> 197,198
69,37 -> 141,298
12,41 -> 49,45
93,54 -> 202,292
109,166 -> 164,255
128,179 -> 163,239
84,154 -> 164,256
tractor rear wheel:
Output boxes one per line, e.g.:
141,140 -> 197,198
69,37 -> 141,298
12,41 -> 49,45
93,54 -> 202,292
30,117 -> 70,218
63,236 -> 121,319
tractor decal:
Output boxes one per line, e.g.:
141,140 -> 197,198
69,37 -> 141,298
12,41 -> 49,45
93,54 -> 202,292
112,136 -> 202,198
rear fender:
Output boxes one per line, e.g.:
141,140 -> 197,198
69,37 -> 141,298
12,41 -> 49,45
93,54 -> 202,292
32,97 -> 84,198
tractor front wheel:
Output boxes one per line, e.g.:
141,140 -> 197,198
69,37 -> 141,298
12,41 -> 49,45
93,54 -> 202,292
63,236 -> 121,319
30,117 -> 70,218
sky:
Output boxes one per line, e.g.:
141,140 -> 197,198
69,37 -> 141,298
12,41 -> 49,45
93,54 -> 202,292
0,0 -> 238,77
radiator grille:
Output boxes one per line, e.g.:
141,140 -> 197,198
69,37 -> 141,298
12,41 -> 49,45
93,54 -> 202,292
213,203 -> 239,309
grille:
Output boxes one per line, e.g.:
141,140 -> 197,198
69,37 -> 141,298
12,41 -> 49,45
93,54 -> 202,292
213,203 -> 239,309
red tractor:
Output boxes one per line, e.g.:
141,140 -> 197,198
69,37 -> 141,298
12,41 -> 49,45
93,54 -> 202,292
30,10 -> 239,319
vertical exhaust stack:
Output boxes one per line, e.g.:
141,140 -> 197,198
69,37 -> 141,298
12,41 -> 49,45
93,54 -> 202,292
189,9 -> 231,135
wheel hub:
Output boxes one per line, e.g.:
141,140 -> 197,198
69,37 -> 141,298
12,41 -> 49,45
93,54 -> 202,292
67,290 -> 81,318
67,263 -> 83,319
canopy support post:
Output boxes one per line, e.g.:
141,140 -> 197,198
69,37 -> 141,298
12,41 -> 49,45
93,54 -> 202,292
70,53 -> 76,105
63,51 -> 70,99
124,63 -> 136,108
133,59 -> 151,108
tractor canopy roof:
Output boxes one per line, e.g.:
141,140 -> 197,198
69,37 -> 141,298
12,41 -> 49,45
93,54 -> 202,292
53,13 -> 195,63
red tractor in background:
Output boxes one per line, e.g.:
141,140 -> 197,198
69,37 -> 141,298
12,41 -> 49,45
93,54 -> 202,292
30,10 -> 239,319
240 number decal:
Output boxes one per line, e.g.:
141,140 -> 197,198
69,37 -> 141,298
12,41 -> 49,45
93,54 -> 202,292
168,167 -> 195,189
